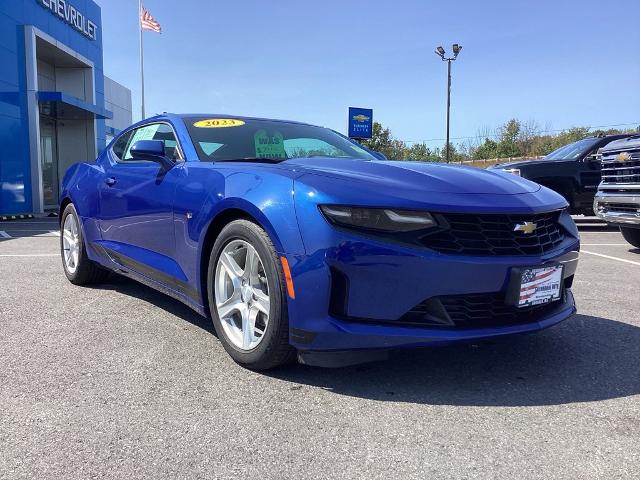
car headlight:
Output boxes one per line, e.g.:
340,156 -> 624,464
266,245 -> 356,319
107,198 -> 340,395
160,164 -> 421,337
503,168 -> 521,176
319,205 -> 437,232
558,208 -> 579,239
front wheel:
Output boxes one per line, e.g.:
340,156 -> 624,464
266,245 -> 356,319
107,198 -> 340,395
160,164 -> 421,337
620,227 -> 640,249
60,203 -> 109,285
207,220 -> 295,370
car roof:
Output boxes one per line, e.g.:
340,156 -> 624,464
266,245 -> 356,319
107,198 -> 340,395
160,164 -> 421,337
148,113 -> 317,128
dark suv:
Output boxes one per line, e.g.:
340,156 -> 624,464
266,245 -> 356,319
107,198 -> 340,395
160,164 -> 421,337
489,135 -> 631,215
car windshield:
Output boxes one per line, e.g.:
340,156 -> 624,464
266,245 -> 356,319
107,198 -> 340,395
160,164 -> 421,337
184,117 -> 376,162
544,137 -> 600,160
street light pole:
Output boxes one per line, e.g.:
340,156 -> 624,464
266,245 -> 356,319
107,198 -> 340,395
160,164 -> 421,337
445,58 -> 451,163
435,44 -> 462,163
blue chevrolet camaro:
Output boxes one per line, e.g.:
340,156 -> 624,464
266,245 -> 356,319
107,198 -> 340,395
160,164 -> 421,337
59,114 -> 580,369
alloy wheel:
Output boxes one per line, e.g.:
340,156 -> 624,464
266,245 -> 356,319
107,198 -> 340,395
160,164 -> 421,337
62,213 -> 80,274
214,239 -> 271,350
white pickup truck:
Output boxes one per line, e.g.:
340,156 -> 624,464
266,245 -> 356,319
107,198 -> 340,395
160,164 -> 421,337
594,136 -> 640,248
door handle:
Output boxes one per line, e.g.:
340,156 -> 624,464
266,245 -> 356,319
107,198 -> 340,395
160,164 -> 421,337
105,177 -> 116,187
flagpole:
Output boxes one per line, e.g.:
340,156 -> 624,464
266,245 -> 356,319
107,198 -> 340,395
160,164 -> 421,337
138,0 -> 145,119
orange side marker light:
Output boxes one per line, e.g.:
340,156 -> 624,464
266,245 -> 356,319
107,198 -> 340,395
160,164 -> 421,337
280,256 -> 296,299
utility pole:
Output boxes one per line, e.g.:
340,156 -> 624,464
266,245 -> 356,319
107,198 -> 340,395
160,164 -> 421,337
435,44 -> 462,162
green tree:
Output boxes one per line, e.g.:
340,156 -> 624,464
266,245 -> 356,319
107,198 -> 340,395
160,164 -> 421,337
360,122 -> 406,160
405,143 -> 441,161
496,119 -> 522,158
473,138 -> 498,159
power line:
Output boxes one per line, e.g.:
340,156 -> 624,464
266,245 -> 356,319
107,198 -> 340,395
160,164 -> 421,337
402,122 -> 640,145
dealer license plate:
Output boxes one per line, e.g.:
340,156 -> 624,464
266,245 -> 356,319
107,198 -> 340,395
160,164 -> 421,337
517,265 -> 563,308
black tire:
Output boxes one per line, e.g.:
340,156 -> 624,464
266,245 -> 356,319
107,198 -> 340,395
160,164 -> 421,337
60,203 -> 109,285
620,227 -> 640,249
207,219 -> 295,370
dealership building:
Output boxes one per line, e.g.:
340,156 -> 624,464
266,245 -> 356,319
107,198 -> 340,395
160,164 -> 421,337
0,0 -> 132,215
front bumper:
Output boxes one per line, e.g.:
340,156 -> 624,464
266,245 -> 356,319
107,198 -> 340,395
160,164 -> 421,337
285,224 -> 579,352
594,191 -> 640,226
292,289 -> 576,354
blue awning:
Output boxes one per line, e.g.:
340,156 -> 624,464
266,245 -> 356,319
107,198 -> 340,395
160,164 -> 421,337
37,91 -> 113,120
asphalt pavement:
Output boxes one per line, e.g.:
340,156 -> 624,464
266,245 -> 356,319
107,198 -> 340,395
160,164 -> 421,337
1,217 -> 639,479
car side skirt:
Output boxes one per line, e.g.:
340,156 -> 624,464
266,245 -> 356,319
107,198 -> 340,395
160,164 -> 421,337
89,242 -> 207,317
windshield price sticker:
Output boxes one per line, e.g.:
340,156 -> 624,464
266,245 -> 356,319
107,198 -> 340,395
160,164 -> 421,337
130,124 -> 160,143
254,130 -> 286,159
193,119 -> 245,128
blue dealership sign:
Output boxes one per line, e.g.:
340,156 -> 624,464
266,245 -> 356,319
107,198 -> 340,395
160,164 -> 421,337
348,107 -> 373,139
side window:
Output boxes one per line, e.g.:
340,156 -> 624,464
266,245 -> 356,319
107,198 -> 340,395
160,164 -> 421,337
122,123 -> 183,161
154,124 -> 182,161
111,131 -> 132,160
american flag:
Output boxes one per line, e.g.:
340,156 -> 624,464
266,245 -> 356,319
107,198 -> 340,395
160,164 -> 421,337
140,6 -> 161,33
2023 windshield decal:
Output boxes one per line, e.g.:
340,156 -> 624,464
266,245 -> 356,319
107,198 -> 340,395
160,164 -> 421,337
193,119 -> 246,128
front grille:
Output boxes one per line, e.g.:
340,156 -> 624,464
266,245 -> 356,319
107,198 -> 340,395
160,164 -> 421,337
420,211 -> 565,256
396,291 -> 567,329
605,203 -> 640,214
600,149 -> 640,186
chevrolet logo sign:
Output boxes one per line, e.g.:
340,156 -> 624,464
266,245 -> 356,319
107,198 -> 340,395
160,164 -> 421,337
616,152 -> 632,162
514,222 -> 537,234
352,114 -> 370,122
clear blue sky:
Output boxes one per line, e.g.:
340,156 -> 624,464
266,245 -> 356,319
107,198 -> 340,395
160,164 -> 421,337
96,0 -> 640,147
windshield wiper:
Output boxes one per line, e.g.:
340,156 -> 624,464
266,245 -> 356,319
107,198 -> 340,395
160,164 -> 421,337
288,155 -> 357,160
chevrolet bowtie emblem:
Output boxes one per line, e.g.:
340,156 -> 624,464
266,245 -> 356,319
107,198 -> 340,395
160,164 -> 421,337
616,152 -> 632,162
352,114 -> 370,122
514,222 -> 537,234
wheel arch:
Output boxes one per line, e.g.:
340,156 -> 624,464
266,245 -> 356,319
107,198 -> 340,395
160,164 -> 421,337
197,204 -> 286,315
59,197 -> 73,223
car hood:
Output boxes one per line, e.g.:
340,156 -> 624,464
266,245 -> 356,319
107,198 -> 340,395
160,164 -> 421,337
283,158 -> 541,194
490,157 -> 571,169
602,135 -> 640,153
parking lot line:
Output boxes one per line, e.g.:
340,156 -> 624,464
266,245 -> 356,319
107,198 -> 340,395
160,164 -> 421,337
581,250 -> 640,266
0,254 -> 58,257
0,231 -> 11,238
581,244 -> 627,246
1,229 -> 57,232
0,221 -> 57,225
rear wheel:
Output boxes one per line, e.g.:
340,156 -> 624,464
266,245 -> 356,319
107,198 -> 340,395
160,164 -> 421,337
620,227 -> 640,248
60,203 -> 109,285
207,220 -> 295,370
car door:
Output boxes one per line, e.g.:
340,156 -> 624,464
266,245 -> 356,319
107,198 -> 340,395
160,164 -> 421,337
97,122 -> 185,279
578,146 -> 602,195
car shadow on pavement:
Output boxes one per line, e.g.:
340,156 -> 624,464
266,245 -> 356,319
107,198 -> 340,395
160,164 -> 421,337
94,275 -> 216,335
269,315 -> 640,407
91,276 -> 639,407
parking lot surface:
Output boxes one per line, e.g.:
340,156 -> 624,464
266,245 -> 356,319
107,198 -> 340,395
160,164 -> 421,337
1,218 -> 639,479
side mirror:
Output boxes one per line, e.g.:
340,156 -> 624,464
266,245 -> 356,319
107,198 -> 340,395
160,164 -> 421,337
585,148 -> 603,163
130,140 -> 173,169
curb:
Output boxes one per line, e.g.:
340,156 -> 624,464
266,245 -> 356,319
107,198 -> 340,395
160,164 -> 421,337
0,214 -> 35,221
